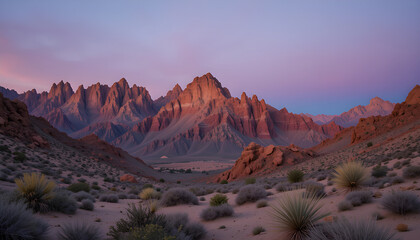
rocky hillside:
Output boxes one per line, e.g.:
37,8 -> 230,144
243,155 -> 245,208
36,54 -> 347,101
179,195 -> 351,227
2,73 -> 344,161
305,97 -> 395,127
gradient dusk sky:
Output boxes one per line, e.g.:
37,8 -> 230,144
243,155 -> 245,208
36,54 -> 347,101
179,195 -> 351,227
0,1 -> 419,115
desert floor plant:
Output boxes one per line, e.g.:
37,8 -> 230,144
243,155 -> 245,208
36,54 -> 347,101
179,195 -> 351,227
308,218 -> 398,240
210,193 -> 228,206
58,222 -> 102,240
332,161 -> 369,191
15,172 -> 56,212
382,191 -> 420,215
287,169 -> 304,183
0,199 -> 49,240
270,191 -> 329,240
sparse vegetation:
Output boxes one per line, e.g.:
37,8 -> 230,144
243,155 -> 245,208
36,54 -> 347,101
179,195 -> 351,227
338,200 -> 353,211
256,199 -> 268,208
15,172 -> 56,212
308,218 -> 398,240
67,182 -> 90,193
49,189 -> 78,214
270,192 -> 329,240
371,165 -> 388,178
245,177 -> 256,185
402,166 -> 420,178
382,191 -> 420,215
58,222 -> 102,240
235,185 -> 267,205
99,194 -> 119,203
287,169 -> 304,183
345,190 -> 372,207
139,188 -> 161,200
160,188 -> 198,206
200,204 -> 234,221
80,199 -> 94,211
0,199 -> 49,240
220,180 -> 228,184
305,181 -> 325,198
210,194 -> 228,206
333,161 -> 368,191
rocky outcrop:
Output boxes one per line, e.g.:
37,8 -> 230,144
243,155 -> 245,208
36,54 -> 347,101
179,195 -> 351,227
351,85 -> 420,144
217,142 -> 316,181
0,93 -> 48,148
0,86 -> 19,100
154,84 -> 183,110
120,174 -> 138,183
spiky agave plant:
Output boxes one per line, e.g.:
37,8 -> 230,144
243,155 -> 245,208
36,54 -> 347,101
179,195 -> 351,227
270,191 -> 329,240
332,161 -> 368,191
15,172 -> 56,212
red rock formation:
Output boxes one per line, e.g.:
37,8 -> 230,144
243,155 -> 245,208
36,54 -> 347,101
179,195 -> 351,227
0,93 -> 48,148
120,174 -> 138,183
154,84 -> 183,110
350,85 -> 420,144
217,142 -> 316,181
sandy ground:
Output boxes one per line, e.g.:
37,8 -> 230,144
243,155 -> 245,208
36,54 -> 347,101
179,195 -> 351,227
153,160 -> 235,172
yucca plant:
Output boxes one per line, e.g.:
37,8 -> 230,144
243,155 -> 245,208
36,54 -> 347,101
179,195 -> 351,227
332,161 -> 368,191
287,169 -> 304,183
270,191 -> 329,240
15,172 -> 56,212
308,218 -> 398,240
58,222 -> 102,240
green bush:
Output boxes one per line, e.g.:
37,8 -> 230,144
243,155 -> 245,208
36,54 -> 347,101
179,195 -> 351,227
367,142 -> 373,147
287,169 -> 304,183
220,180 -> 228,184
210,194 -> 228,206
67,182 -> 90,193
13,151 -> 26,162
245,178 -> 256,185
15,172 -> 56,212
371,165 -> 388,178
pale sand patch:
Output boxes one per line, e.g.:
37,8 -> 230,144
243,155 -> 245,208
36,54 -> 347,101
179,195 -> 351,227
153,160 -> 235,172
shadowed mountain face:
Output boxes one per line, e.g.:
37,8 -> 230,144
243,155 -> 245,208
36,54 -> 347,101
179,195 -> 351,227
7,73 -> 344,161
304,97 -> 395,127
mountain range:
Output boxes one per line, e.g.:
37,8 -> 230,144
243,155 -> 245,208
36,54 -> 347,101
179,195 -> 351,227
303,97 -> 395,127
0,73 -> 396,162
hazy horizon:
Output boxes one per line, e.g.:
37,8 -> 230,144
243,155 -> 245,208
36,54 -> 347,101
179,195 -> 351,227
1,0 -> 419,115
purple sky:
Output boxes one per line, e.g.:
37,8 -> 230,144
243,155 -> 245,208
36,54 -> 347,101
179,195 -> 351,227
0,1 -> 419,115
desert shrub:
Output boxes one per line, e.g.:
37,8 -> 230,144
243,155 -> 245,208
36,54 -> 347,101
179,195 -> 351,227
109,204 -> 205,240
245,177 -> 256,185
127,194 -> 139,199
256,200 -> 268,208
372,165 -> 388,178
91,185 -> 100,190
333,161 -> 368,191
232,188 -> 239,194
210,194 -> 228,206
345,191 -> 372,207
235,185 -> 267,205
58,222 -> 102,240
118,193 -> 127,199
308,218 -> 398,240
49,189 -> 78,214
316,175 -> 326,181
338,200 -> 353,211
139,188 -> 161,200
372,211 -> 384,220
142,183 -> 154,189
0,145 -> 10,153
270,192 -> 329,240
0,199 -> 49,240
15,172 -> 56,212
13,151 -> 26,162
252,226 -> 265,235
393,161 -> 402,169
99,194 -> 119,203
190,187 -> 214,196
199,197 -> 205,201
402,166 -> 420,178
382,191 -> 420,215
80,199 -> 94,211
367,142 -> 373,147
67,182 -> 90,193
220,180 -> 228,184
200,204 -> 234,221
288,169 -> 304,183
305,181 -> 325,198
391,176 -> 404,184
73,191 -> 95,202
160,188 -> 198,206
